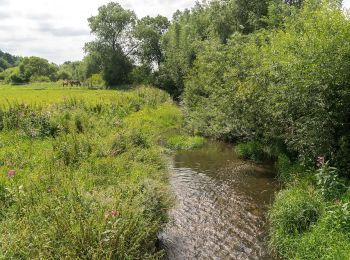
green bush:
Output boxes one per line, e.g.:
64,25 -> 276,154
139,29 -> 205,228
3,67 -> 28,84
269,186 -> 329,258
276,154 -> 309,184
316,163 -> 346,200
0,104 -> 60,138
183,1 -> 350,176
30,75 -> 51,82
270,186 -> 324,237
87,73 -> 106,89
234,141 -> 266,161
326,202 -> 350,239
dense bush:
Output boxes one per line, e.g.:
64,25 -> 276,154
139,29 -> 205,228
0,104 -> 60,138
235,141 -> 266,161
183,1 -> 350,177
270,187 -> 324,237
269,184 -> 350,259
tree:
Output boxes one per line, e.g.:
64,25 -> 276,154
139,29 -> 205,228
134,15 -> 170,67
85,2 -> 136,86
19,56 -> 58,82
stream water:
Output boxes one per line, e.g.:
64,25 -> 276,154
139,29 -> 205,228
159,141 -> 279,259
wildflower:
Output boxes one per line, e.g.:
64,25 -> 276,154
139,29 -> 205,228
317,155 -> 325,167
7,170 -> 16,177
105,209 -> 119,219
111,209 -> 119,217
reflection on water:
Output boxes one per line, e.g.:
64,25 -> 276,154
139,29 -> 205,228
159,141 -> 279,259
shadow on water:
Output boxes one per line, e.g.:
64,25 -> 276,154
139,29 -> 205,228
159,141 -> 279,260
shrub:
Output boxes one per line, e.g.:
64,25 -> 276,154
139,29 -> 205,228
276,154 -> 309,184
87,73 -> 106,89
234,140 -> 266,161
3,67 -> 28,84
326,202 -> 350,238
1,104 -> 59,138
53,134 -> 93,166
270,186 -> 323,237
316,163 -> 346,200
30,75 -> 51,82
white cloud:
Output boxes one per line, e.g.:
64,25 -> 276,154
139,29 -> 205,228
0,0 -> 195,64
2,0 -> 349,64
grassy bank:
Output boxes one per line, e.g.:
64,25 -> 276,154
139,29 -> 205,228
235,141 -> 350,259
0,84 -> 183,258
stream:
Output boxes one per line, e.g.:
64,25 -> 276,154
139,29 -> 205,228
159,141 -> 279,259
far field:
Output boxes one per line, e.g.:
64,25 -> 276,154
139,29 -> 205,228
0,83 -> 134,105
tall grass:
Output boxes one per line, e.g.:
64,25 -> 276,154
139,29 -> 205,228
0,85 -> 181,258
269,154 -> 350,259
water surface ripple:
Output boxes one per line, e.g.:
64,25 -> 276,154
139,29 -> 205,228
160,141 -> 278,260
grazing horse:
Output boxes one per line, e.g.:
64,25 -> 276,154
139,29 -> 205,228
62,80 -> 69,87
69,80 -> 81,86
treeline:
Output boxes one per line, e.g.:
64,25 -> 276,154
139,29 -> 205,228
180,0 -> 350,175
0,50 -> 20,72
0,55 -> 102,85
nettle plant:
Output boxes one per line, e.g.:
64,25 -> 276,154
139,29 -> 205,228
316,162 -> 345,200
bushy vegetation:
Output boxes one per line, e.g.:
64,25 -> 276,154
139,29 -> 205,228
0,85 -> 182,258
235,141 -> 266,162
270,158 -> 350,259
0,50 -> 19,73
184,1 -> 350,175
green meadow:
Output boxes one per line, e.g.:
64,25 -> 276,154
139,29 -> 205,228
0,83 -> 142,106
0,84 -> 183,258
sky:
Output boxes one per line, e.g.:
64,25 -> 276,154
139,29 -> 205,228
0,0 -> 196,64
1,0 -> 350,64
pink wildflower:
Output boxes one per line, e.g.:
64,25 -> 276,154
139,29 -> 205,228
7,170 -> 16,177
111,210 -> 119,217
317,156 -> 325,167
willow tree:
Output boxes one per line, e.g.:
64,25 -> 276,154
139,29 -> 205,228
85,2 -> 136,86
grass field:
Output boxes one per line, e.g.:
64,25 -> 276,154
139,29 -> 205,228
0,83 -> 140,106
0,84 -> 184,258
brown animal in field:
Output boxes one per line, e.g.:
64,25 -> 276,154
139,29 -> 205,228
62,80 -> 69,87
69,80 -> 81,86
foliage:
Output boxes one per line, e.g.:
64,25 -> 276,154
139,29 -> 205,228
234,141 -> 266,161
183,1 -> 350,177
0,50 -> 20,71
269,184 -> 350,259
85,2 -> 136,87
134,15 -> 170,68
86,73 -> 106,89
19,56 -> 58,82
316,163 -> 346,200
1,67 -> 27,84
276,154 -> 308,184
270,186 -> 324,236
